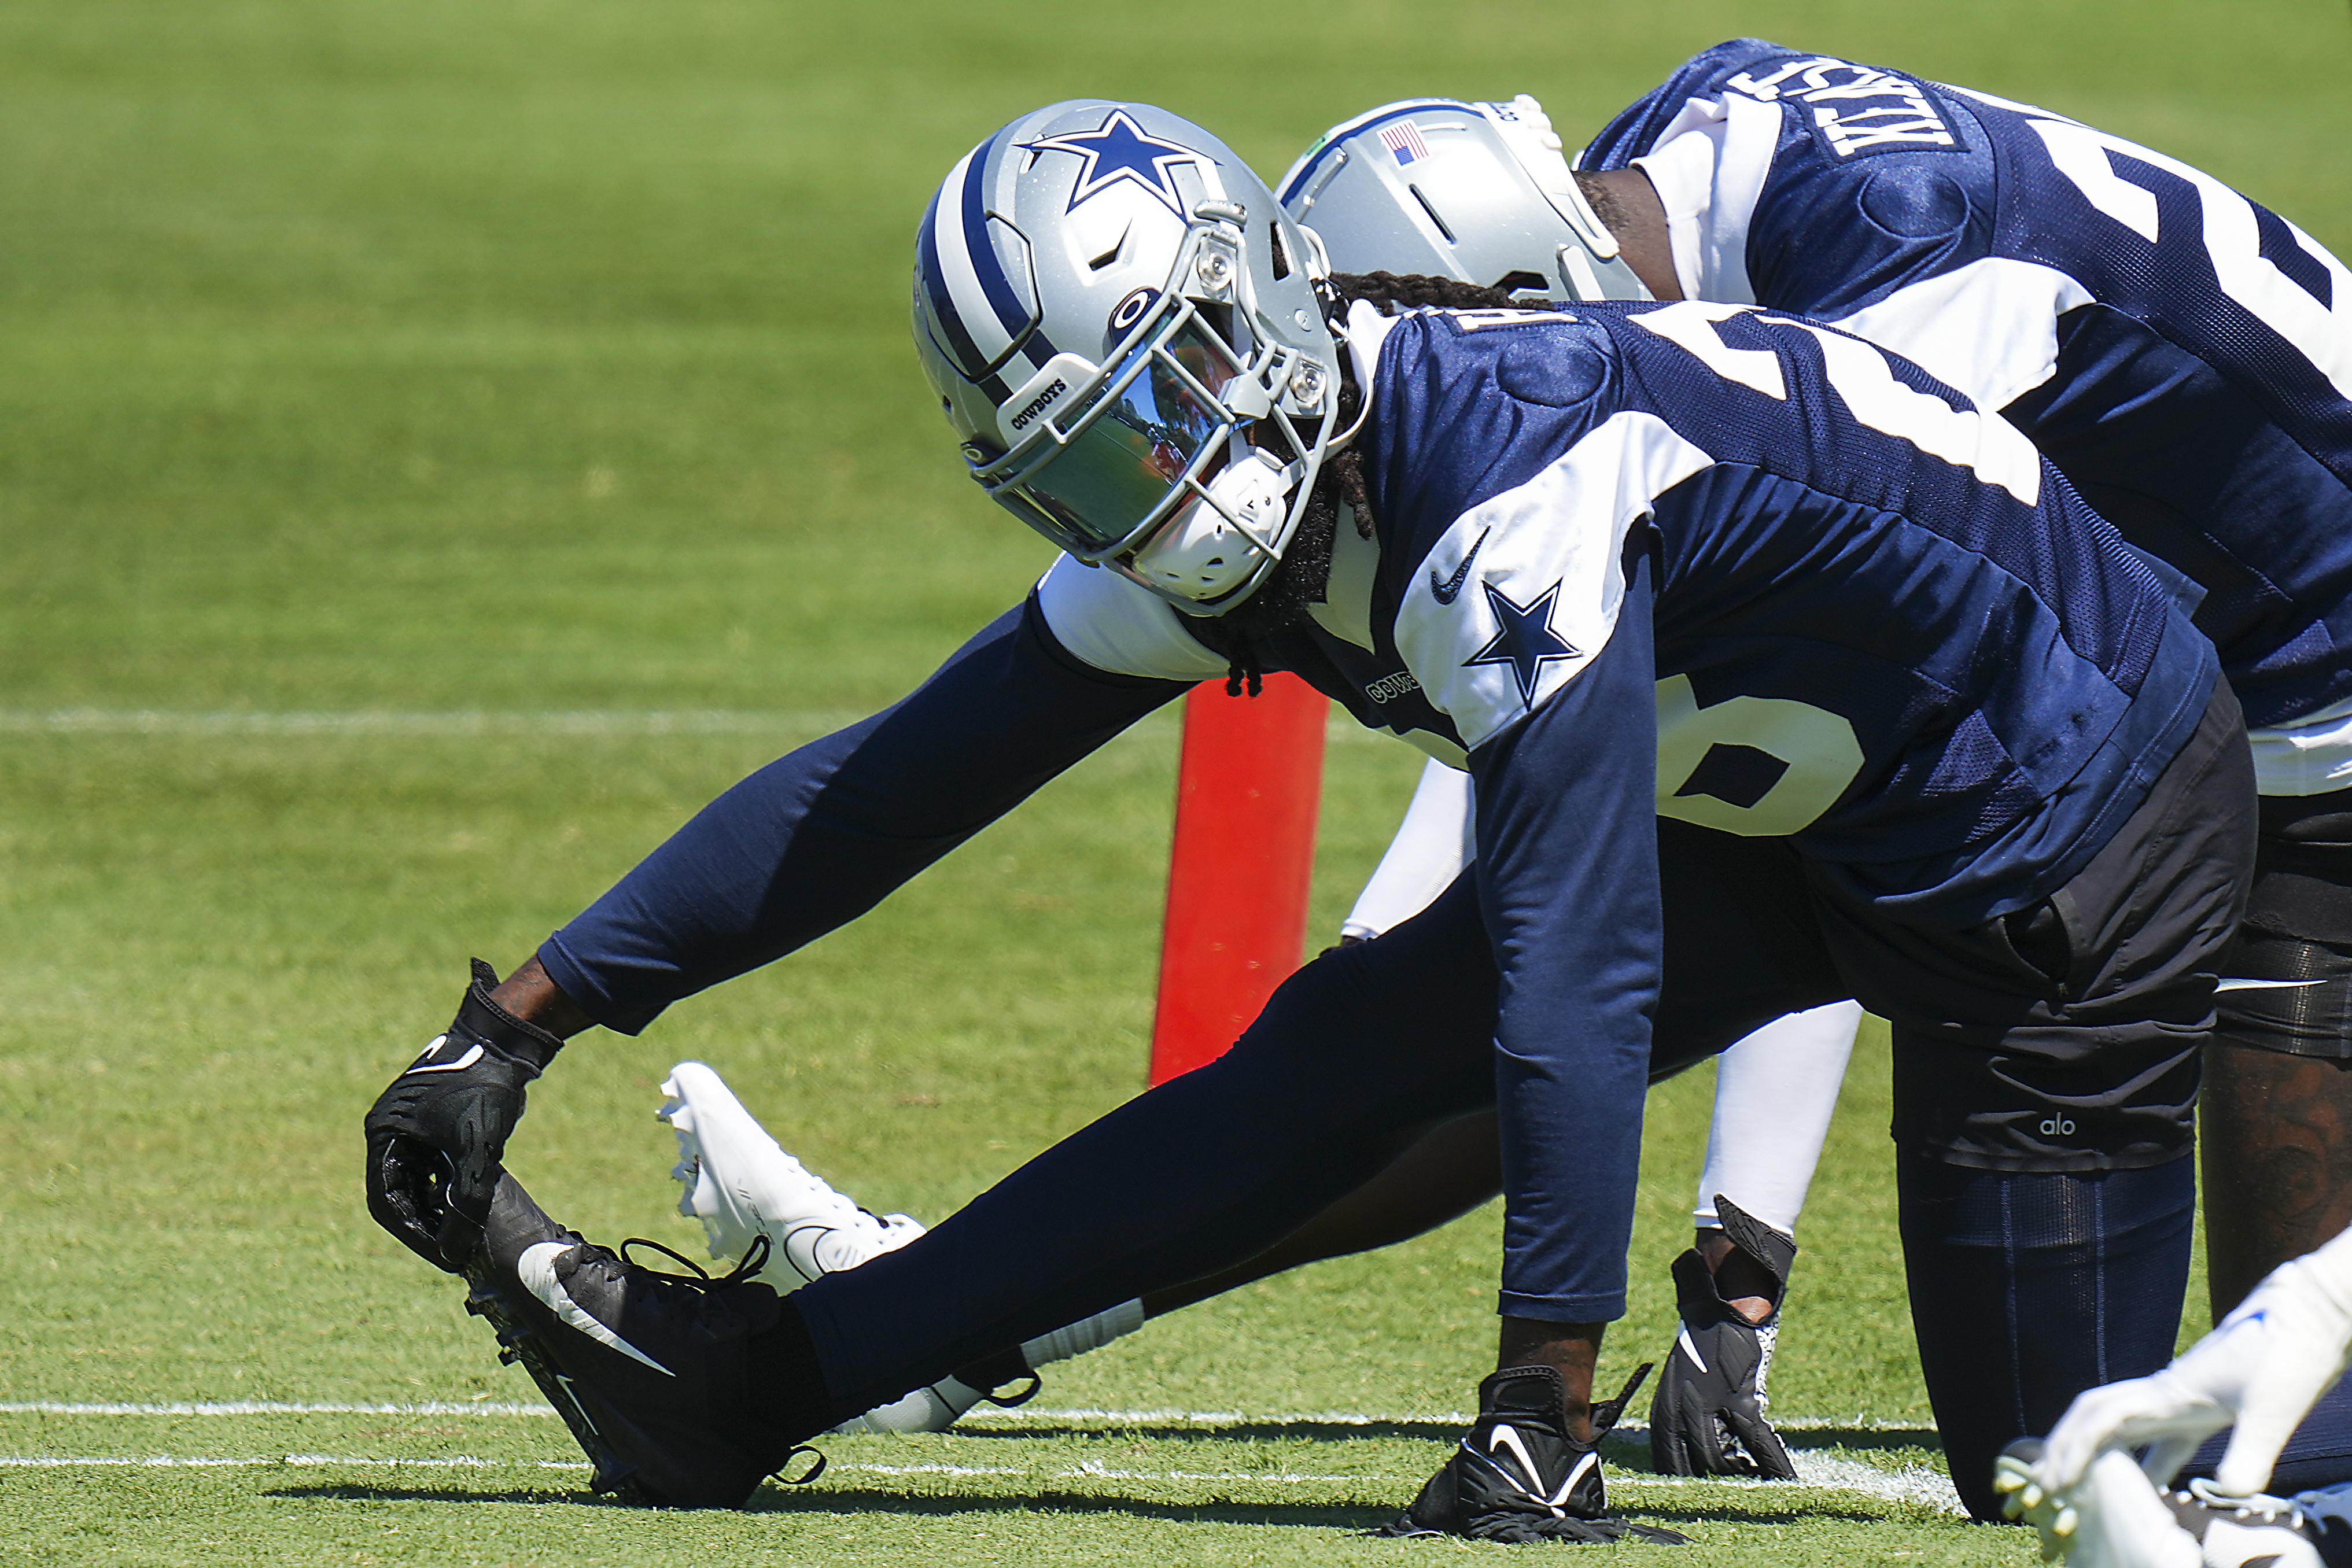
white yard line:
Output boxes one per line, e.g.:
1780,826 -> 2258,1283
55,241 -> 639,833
0,1401 -> 1960,1513
0,1452 -> 1962,1512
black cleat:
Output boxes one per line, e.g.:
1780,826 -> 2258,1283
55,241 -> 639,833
1379,1364 -> 1687,1544
1651,1194 -> 1798,1480
462,1173 -> 824,1508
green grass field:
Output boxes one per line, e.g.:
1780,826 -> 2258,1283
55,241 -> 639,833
4,0 -> 2350,1562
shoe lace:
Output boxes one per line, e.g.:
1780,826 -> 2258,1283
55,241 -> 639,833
606,1234 -> 835,1492
983,1375 -> 1042,1408
771,1445 -> 827,1486
617,1233 -> 775,1289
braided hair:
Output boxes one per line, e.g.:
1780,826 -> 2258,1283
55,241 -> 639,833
1194,271 -> 1554,695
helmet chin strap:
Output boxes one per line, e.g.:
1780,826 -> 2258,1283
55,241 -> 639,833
1126,449 -> 1297,605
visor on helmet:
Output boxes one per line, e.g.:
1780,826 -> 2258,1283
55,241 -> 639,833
976,297 -> 1245,561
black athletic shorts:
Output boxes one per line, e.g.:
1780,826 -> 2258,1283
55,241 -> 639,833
1650,683 -> 2255,1174
2213,785 -> 2352,1058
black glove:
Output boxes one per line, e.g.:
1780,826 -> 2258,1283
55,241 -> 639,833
1650,1194 -> 1799,1480
1378,1363 -> 1684,1543
364,959 -> 565,1272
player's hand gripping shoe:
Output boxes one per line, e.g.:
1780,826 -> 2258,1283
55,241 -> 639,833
1651,1195 -> 1799,1480
1996,1438 -> 2328,1568
366,960 -> 565,1271
459,1172 -> 826,1508
659,1061 -> 926,1283
1379,1364 -> 1687,1543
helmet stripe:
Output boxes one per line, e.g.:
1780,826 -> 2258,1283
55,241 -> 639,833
928,137 -> 1046,375
959,133 -> 1048,355
917,153 -> 998,379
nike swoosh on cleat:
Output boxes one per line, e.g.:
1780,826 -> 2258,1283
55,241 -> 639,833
1676,1325 -> 1709,1374
1428,529 -> 1491,606
1555,1449 -> 1597,1507
1486,1422 -> 1552,1506
516,1243 -> 675,1377
405,1041 -> 485,1075
2216,977 -> 2328,991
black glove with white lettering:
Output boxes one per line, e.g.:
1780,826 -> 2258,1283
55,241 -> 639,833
1650,1194 -> 1800,1480
364,960 -> 565,1272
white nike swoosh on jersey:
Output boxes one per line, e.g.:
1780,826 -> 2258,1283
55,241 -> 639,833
405,1040 -> 485,1075
2215,977 -> 2329,991
1676,1325 -> 1710,1374
516,1242 -> 674,1377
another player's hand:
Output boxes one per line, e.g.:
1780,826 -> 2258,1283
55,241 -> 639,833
1649,1303 -> 1798,1480
364,960 -> 566,1272
2033,1231 -> 2352,1496
1651,1204 -> 1801,1481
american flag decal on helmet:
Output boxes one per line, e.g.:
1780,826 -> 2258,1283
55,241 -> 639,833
1378,120 -> 1432,165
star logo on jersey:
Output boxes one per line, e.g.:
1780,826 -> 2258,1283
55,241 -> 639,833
1023,110 -> 1208,216
1463,580 -> 1578,707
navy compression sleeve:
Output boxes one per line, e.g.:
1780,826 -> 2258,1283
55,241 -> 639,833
540,598 -> 1192,1032
1470,555 -> 1662,1325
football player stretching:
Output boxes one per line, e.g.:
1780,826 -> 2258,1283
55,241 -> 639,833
367,97 -> 2253,1536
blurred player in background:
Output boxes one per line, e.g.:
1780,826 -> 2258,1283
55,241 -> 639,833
366,93 -> 2255,1536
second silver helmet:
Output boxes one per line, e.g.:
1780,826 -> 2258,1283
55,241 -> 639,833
1276,95 -> 1647,302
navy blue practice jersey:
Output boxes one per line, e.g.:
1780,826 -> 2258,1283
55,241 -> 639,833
1026,296 -> 2217,1317
1581,40 -> 2352,751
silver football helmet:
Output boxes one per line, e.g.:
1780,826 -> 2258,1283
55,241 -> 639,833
1276,94 -> 1647,302
913,101 -> 1344,614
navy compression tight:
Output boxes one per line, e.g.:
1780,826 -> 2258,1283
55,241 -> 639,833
1898,1155 -> 2195,1519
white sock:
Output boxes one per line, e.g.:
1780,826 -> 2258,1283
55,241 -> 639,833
1693,1000 -> 1862,1235
1020,1298 -> 1146,1368
836,1300 -> 1146,1434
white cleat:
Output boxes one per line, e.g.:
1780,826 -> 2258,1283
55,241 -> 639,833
1999,1441 -> 2327,1568
657,1061 -> 925,1286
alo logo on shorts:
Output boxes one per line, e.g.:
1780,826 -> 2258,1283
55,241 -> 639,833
2040,1115 -> 2078,1137
1726,57 -> 1960,158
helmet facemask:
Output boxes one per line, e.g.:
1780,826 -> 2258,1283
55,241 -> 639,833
974,204 -> 1339,614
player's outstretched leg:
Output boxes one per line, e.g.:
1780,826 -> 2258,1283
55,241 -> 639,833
461,1171 -> 832,1508
657,1060 -> 1144,1433
1380,1364 -> 1685,1544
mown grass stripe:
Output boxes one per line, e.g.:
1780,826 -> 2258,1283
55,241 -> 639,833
1,1400 -> 1932,1432
0,709 -> 868,737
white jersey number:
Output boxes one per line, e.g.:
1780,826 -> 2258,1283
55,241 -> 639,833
1654,673 -> 1864,836
2027,117 -> 2352,404
1635,299 -> 2044,502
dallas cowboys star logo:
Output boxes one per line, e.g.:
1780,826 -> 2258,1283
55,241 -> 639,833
1463,580 -> 1579,707
1023,109 -> 1210,215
